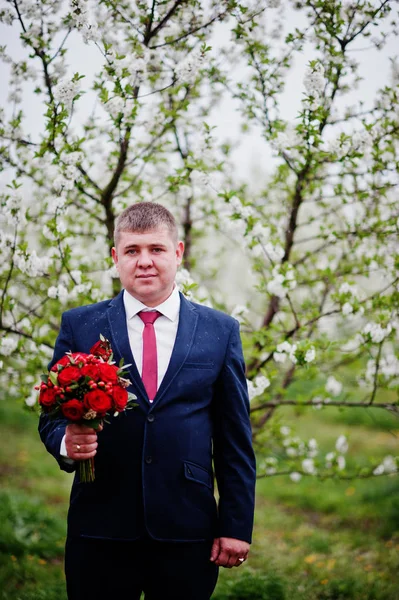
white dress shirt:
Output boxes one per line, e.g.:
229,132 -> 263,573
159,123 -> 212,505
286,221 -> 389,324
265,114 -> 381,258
60,286 -> 180,458
123,286 -> 180,396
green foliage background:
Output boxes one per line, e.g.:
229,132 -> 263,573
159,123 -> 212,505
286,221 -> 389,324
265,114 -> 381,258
1,395 -> 398,600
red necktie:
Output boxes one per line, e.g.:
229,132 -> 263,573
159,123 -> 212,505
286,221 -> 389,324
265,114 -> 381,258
138,311 -> 161,401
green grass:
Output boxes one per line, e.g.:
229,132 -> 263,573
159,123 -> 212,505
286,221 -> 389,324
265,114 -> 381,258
0,397 -> 398,600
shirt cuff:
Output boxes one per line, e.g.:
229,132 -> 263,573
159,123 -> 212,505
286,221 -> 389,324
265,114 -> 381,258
60,434 -> 75,465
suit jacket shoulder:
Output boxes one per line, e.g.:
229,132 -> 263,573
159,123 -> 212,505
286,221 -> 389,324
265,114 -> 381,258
185,297 -> 239,329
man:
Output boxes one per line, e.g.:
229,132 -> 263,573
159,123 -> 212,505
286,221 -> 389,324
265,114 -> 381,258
39,202 -> 256,600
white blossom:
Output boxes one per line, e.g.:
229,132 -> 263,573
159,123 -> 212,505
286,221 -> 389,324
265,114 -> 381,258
303,62 -> 325,107
373,456 -> 397,476
336,435 -> 349,454
0,336 -> 18,356
342,302 -> 353,316
25,389 -> 37,407
337,455 -> 346,470
280,426 -> 291,436
264,456 -> 278,475
267,266 -> 296,299
47,284 -> 69,303
105,96 -> 125,119
175,47 -> 203,85
326,376 -> 342,397
307,439 -> 318,458
302,458 -> 317,474
53,78 -> 81,108
325,452 -> 336,468
247,374 -> 270,401
231,305 -> 249,323
14,250 -> 52,277
305,347 -> 316,363
290,472 -> 302,482
361,322 -> 392,344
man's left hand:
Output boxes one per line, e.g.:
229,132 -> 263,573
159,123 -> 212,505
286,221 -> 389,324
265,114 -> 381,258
210,537 -> 250,568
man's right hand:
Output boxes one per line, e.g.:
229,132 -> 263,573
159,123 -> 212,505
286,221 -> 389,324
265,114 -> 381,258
65,423 -> 102,461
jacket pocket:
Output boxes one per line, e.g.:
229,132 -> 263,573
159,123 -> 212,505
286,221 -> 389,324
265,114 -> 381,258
184,460 -> 213,489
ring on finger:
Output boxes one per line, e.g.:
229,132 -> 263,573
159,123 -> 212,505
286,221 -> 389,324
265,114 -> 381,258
238,557 -> 245,563
76,444 -> 81,452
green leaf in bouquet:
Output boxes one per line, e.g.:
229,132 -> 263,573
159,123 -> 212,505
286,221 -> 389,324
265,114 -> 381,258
49,371 -> 58,386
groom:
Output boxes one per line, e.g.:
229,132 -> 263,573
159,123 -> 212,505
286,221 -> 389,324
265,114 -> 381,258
39,202 -> 256,600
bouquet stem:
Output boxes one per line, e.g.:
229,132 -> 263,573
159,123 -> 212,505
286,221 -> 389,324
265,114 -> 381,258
79,457 -> 95,483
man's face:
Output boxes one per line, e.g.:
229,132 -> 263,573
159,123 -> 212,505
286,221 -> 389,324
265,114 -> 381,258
112,227 -> 184,307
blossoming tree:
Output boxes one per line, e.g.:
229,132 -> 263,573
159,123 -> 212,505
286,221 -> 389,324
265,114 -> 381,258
1,0 -> 398,481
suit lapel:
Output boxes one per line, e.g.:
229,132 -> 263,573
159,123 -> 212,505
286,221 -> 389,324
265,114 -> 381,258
106,292 -> 148,403
154,293 -> 198,405
107,291 -> 199,407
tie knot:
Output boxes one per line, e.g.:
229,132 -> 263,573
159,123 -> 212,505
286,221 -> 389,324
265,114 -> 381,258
138,310 -> 161,325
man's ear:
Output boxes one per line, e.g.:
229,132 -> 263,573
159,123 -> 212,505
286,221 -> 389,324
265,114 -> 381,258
111,247 -> 118,266
176,241 -> 184,265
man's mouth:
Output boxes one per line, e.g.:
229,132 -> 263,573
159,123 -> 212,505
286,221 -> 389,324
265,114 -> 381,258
136,274 -> 156,279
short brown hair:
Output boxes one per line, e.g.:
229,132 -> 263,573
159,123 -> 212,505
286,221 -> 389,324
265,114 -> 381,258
114,202 -> 178,246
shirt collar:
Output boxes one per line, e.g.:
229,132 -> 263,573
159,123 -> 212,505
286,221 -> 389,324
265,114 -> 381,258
123,286 -> 180,322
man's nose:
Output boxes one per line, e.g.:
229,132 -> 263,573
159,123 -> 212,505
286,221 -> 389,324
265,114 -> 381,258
137,251 -> 153,267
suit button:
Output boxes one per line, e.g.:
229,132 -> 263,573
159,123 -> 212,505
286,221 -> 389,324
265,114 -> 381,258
147,414 -> 155,423
145,456 -> 153,464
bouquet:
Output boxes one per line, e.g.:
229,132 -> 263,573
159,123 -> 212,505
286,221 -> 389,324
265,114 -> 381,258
37,335 -> 137,482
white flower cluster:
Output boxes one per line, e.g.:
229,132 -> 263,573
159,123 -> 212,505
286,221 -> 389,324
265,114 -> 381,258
247,374 -> 270,401
69,0 -> 99,43
14,250 -> 52,277
108,49 -> 151,85
53,78 -> 81,109
270,125 -> 304,161
175,47 -> 204,85
325,375 -> 342,397
48,273 -> 92,304
273,340 -> 297,363
104,96 -> 137,123
364,354 -> 399,386
231,305 -> 249,324
267,265 -> 296,298
218,197 -> 285,264
0,336 -> 18,356
360,322 -> 392,344
327,128 -> 373,161
175,268 -> 196,300
303,62 -> 325,109
373,455 -> 397,476
1,190 -> 27,228
0,7 -> 14,25
324,435 -> 349,471
25,388 -> 38,407
273,340 -> 315,365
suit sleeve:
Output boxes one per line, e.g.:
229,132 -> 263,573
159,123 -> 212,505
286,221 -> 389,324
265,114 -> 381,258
38,312 -> 77,473
212,320 -> 256,543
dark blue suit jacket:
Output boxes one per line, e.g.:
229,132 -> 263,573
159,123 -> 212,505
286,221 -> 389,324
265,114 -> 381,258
39,292 -> 256,543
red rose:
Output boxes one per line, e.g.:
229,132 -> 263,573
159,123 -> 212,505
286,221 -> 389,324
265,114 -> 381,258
90,339 -> 112,360
61,399 -> 85,421
39,386 -> 59,407
58,366 -> 82,388
50,355 -> 70,371
51,353 -> 88,372
84,389 -> 112,414
112,386 -> 128,411
97,363 -> 119,384
81,364 -> 100,381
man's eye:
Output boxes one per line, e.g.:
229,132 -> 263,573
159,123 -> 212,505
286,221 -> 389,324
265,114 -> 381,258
127,249 -> 137,255
153,248 -> 163,253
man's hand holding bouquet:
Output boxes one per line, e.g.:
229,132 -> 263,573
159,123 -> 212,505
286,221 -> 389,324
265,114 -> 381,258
36,335 -> 137,481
